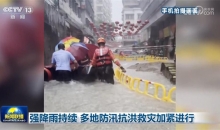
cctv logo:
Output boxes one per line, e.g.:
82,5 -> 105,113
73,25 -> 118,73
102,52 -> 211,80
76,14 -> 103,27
3,7 -> 23,13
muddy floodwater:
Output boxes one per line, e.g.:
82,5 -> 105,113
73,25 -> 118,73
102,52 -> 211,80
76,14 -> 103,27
44,61 -> 175,130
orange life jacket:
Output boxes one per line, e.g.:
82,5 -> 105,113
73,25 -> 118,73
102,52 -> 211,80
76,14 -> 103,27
95,47 -> 112,66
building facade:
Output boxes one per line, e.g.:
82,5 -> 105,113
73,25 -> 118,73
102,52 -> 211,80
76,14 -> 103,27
58,0 -> 95,37
93,0 -> 112,23
44,0 -> 96,64
139,0 -> 176,57
121,0 -> 142,46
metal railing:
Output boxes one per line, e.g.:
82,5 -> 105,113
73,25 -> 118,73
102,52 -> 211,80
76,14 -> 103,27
114,67 -> 176,103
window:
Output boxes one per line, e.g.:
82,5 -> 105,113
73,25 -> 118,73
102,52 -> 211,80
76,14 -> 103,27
97,6 -> 102,12
138,13 -> 142,19
125,14 -> 134,20
97,14 -> 103,19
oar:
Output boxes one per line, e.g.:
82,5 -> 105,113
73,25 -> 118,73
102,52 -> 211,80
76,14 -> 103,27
87,65 -> 92,74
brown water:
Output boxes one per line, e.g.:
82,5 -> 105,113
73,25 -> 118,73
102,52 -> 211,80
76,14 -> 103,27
44,61 -> 175,130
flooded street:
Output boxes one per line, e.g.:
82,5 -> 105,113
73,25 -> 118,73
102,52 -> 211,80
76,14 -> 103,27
44,61 -> 175,130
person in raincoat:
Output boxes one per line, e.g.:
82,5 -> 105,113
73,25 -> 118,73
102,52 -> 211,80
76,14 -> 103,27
119,51 -> 125,56
90,37 -> 126,84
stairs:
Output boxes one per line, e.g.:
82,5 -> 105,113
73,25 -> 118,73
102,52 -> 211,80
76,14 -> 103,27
160,62 -> 176,84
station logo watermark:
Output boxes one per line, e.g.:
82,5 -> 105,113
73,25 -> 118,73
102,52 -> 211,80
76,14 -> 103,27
161,6 -> 214,15
195,6 -> 214,15
2,6 -> 33,19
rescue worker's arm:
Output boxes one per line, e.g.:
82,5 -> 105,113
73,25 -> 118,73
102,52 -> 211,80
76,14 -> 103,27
90,52 -> 97,66
51,53 -> 56,68
108,50 -> 126,73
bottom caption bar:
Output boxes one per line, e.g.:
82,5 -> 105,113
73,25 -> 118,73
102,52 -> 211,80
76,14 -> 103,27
27,112 -> 211,124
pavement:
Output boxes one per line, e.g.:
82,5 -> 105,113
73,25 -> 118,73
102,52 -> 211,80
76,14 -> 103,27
44,61 -> 175,130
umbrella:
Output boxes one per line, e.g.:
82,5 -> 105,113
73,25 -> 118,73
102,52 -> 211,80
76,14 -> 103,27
66,45 -> 88,61
55,37 -> 80,51
71,42 -> 88,50
86,44 -> 99,59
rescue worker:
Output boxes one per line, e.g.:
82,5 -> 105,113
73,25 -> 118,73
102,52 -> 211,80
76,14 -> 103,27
90,37 -> 126,84
119,51 -> 125,56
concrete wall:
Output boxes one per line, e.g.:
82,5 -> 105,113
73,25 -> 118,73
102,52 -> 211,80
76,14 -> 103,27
44,23 -> 59,65
141,0 -> 175,29
59,0 -> 94,36
140,28 -> 148,42
59,0 -> 83,28
140,0 -> 175,42
139,0 -> 152,11
122,8 -> 142,24
44,0 -> 95,65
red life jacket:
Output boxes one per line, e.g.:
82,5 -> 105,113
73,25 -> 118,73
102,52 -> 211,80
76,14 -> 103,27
95,47 -> 112,66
